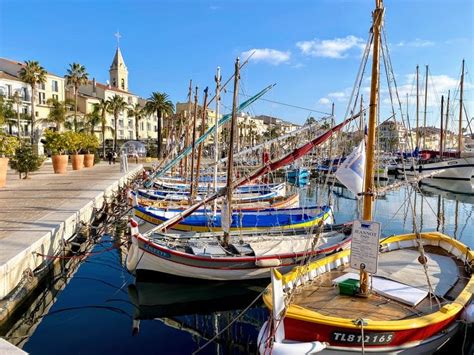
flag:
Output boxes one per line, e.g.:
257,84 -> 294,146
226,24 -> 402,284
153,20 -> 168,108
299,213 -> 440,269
335,141 -> 365,198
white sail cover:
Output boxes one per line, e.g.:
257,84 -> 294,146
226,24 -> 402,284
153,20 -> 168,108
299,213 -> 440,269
335,141 -> 365,198
221,199 -> 231,234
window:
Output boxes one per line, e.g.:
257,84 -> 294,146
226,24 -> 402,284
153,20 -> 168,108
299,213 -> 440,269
23,107 -> 28,114
6,84 -> 12,97
128,120 -> 133,128
39,82 -> 45,90
112,78 -> 116,87
119,130 -> 124,137
154,125 -> 157,132
35,111 -> 39,117
129,131 -> 133,139
119,119 -> 123,128
52,94 -> 58,101
111,119 -> 115,126
147,123 -> 151,131
22,88 -> 28,101
38,92 -> 46,104
141,122 -> 144,130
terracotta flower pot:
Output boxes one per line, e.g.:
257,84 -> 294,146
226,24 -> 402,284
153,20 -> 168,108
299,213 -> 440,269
84,153 -> 95,168
71,154 -> 84,170
52,155 -> 68,174
0,157 -> 9,188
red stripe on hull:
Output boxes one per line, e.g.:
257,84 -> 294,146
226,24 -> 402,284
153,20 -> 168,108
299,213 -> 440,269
283,315 -> 456,347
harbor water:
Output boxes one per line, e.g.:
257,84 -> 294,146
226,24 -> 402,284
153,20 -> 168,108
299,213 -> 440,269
3,180 -> 473,354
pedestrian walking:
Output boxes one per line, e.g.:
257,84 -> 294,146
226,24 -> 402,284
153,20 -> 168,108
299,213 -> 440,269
107,151 -> 113,165
112,151 -> 118,164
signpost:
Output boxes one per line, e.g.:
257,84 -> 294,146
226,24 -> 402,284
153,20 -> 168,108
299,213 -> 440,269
350,220 -> 381,274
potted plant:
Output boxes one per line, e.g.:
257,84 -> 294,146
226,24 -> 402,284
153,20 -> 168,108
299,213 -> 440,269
64,131 -> 84,170
10,144 -> 45,179
82,133 -> 100,168
0,133 -> 20,187
43,129 -> 69,174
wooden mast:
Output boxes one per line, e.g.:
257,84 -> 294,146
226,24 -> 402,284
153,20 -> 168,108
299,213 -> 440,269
184,80 -> 192,182
439,95 -> 444,158
458,59 -> 465,154
189,86 -> 199,203
213,67 -> 222,214
223,58 -> 240,246
360,0 -> 384,296
445,90 -> 450,153
423,65 -> 429,148
193,87 -> 209,201
416,65 -> 420,147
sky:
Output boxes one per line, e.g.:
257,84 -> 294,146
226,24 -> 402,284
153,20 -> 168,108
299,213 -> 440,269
0,0 -> 473,130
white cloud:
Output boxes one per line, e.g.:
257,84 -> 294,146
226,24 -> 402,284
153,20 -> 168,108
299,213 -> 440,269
241,48 -> 291,65
296,35 -> 365,59
396,39 -> 435,47
328,91 -> 347,100
319,97 -> 331,105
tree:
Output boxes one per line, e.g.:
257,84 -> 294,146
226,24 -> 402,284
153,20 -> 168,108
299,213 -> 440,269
145,92 -> 174,158
305,116 -> 316,126
65,62 -> 89,132
128,103 -> 144,140
18,60 -> 47,143
10,144 -> 45,179
107,95 -> 127,151
0,95 -> 15,134
41,98 -> 74,132
95,99 -> 113,157
82,104 -> 101,135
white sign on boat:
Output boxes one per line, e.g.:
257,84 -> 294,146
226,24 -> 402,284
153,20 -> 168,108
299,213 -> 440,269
350,220 -> 381,274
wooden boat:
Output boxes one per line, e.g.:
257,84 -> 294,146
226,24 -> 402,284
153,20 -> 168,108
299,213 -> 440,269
287,167 -> 310,187
258,233 -> 473,354
132,190 -> 300,210
258,1 -> 474,353
396,157 -> 474,181
126,221 -> 351,280
133,204 -> 334,232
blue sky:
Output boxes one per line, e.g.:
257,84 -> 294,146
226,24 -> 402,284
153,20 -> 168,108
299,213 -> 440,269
0,0 -> 473,129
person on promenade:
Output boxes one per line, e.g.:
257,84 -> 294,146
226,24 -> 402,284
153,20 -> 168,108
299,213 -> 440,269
107,151 -> 113,165
112,151 -> 118,164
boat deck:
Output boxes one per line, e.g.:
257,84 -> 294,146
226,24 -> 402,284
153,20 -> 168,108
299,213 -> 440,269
291,246 -> 469,321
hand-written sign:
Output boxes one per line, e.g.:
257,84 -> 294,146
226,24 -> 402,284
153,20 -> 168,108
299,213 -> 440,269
350,220 -> 381,274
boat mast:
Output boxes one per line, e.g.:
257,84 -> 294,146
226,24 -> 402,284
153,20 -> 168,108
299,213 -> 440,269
223,58 -> 240,246
416,65 -> 420,147
423,65 -> 428,149
189,86 -> 199,203
458,59 -> 465,154
439,95 -> 444,158
445,90 -> 450,153
360,0 -> 384,295
184,80 -> 192,182
193,87 -> 209,201
213,67 -> 222,214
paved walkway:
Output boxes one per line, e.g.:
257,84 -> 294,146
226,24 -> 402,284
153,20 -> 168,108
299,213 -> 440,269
0,161 -> 142,299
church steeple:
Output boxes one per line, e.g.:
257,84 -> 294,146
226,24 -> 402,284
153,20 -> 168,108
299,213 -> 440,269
109,33 -> 128,91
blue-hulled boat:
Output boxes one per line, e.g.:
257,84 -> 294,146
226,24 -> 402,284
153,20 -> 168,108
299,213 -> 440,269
133,204 -> 333,232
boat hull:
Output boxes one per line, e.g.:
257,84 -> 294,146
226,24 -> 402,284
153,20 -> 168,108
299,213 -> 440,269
396,157 -> 474,181
126,232 -> 350,281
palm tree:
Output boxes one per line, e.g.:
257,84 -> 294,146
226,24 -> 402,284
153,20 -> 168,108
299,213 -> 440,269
18,60 -> 47,143
41,98 -> 74,131
107,95 -> 128,151
128,103 -> 144,140
145,92 -> 174,158
82,104 -> 101,135
95,99 -> 113,157
65,63 -> 89,132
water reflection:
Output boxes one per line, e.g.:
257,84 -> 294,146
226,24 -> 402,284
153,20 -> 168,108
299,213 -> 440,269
3,180 -> 472,354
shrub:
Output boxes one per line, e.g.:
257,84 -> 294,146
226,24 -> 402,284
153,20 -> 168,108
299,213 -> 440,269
82,133 -> 100,154
0,134 -> 20,158
43,130 -> 68,155
10,144 -> 45,179
63,131 -> 83,155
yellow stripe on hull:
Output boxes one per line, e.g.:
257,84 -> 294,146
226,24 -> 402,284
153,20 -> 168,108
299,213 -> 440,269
134,210 -> 330,232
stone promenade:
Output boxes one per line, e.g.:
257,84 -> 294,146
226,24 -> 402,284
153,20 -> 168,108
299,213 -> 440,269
0,161 -> 142,300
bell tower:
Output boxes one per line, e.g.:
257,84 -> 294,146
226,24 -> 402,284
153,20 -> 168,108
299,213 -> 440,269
109,31 -> 128,91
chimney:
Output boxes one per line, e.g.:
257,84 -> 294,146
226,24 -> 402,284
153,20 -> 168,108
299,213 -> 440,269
92,78 -> 97,96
